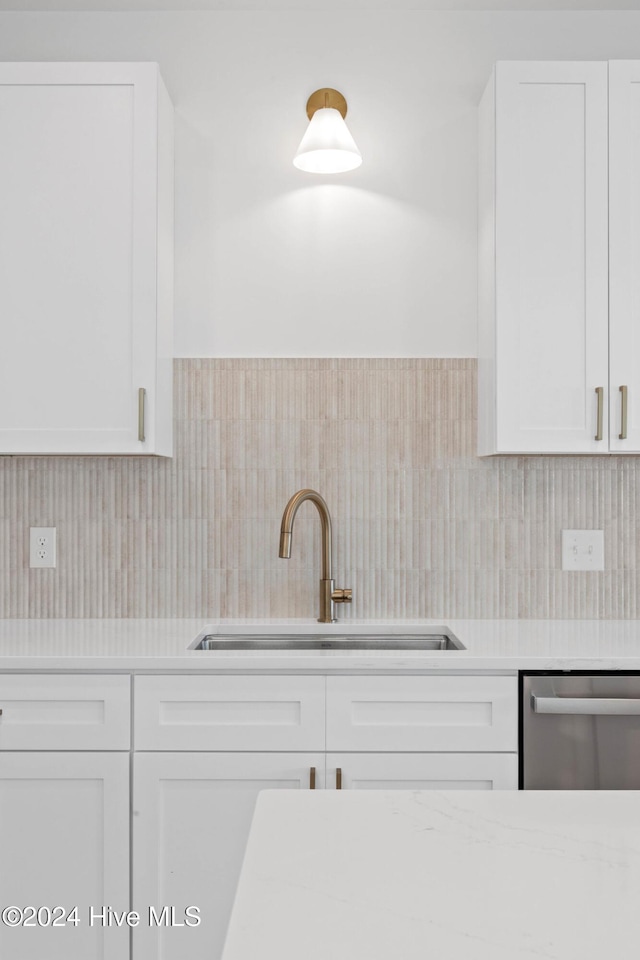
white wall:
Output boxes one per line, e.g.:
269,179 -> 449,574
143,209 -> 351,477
1,10 -> 639,357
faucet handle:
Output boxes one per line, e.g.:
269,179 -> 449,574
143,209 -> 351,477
332,588 -> 352,604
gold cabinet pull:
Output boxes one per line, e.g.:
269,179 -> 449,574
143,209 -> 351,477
309,766 -> 316,790
138,387 -> 146,443
594,387 -> 604,441
335,767 -> 342,790
619,385 -> 628,440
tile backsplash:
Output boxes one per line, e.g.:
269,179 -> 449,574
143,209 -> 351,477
0,358 -> 638,619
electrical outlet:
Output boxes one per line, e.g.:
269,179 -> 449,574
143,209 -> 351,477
562,530 -> 604,571
29,527 -> 57,569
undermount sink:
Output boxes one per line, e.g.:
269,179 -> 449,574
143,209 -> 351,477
193,632 -> 465,652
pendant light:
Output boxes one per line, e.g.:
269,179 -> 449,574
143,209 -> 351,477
293,88 -> 362,174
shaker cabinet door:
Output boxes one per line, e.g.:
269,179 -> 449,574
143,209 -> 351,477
479,61 -> 609,454
0,62 -> 173,455
609,60 -> 640,453
0,752 -> 130,960
133,752 -> 324,960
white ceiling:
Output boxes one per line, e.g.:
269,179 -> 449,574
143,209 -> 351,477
0,0 -> 638,10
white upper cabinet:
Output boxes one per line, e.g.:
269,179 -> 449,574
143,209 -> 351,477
609,61 -> 640,454
479,62 -> 610,455
0,62 -> 173,455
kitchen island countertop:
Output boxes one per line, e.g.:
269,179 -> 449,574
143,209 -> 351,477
1,617 -> 640,671
222,789 -> 640,960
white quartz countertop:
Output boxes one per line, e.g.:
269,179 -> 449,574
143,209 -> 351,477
1,618 -> 640,671
222,790 -> 640,960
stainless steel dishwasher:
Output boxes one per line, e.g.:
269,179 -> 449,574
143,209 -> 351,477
522,673 -> 640,789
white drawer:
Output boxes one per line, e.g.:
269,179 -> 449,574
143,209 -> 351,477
134,675 -> 326,751
325,752 -> 518,790
0,675 -> 131,750
326,676 -> 517,752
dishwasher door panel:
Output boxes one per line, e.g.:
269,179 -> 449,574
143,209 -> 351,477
522,674 -> 640,789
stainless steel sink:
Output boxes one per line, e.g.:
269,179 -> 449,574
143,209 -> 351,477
193,632 -> 465,652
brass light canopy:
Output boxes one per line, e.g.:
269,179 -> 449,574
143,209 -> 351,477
305,87 -> 348,121
293,87 -> 362,174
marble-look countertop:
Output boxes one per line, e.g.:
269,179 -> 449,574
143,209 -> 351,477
222,790 -> 640,960
1,618 -> 640,671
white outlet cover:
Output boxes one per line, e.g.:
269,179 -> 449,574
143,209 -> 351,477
29,527 -> 57,569
562,530 -> 604,572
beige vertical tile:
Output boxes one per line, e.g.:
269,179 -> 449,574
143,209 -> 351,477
0,357 -> 635,619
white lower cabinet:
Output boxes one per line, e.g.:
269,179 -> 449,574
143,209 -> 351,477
131,672 -> 518,960
0,672 -> 518,960
132,749 -> 517,960
0,752 -> 130,960
326,752 -> 518,791
132,752 -> 324,960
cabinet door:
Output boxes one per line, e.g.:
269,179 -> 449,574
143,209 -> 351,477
0,752 -> 129,960
609,61 -> 640,452
484,61 -> 609,453
0,62 -> 172,455
133,752 -> 324,960
325,753 -> 518,790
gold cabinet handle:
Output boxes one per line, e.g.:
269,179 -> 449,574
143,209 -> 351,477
336,767 -> 342,790
309,766 -> 316,790
619,385 -> 628,440
138,387 -> 146,443
594,387 -> 604,441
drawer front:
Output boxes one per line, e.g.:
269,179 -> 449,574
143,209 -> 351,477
0,675 -> 131,750
134,675 -> 326,751
326,676 -> 517,752
325,752 -> 518,790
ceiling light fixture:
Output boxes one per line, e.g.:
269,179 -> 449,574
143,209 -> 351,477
293,88 -> 362,174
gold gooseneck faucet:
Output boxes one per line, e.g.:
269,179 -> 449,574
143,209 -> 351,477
279,489 -> 352,623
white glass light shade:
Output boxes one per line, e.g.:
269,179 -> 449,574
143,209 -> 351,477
293,107 -> 362,174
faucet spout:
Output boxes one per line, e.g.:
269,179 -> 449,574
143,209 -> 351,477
279,529 -> 293,558
278,489 -> 351,623
279,488 -> 332,580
